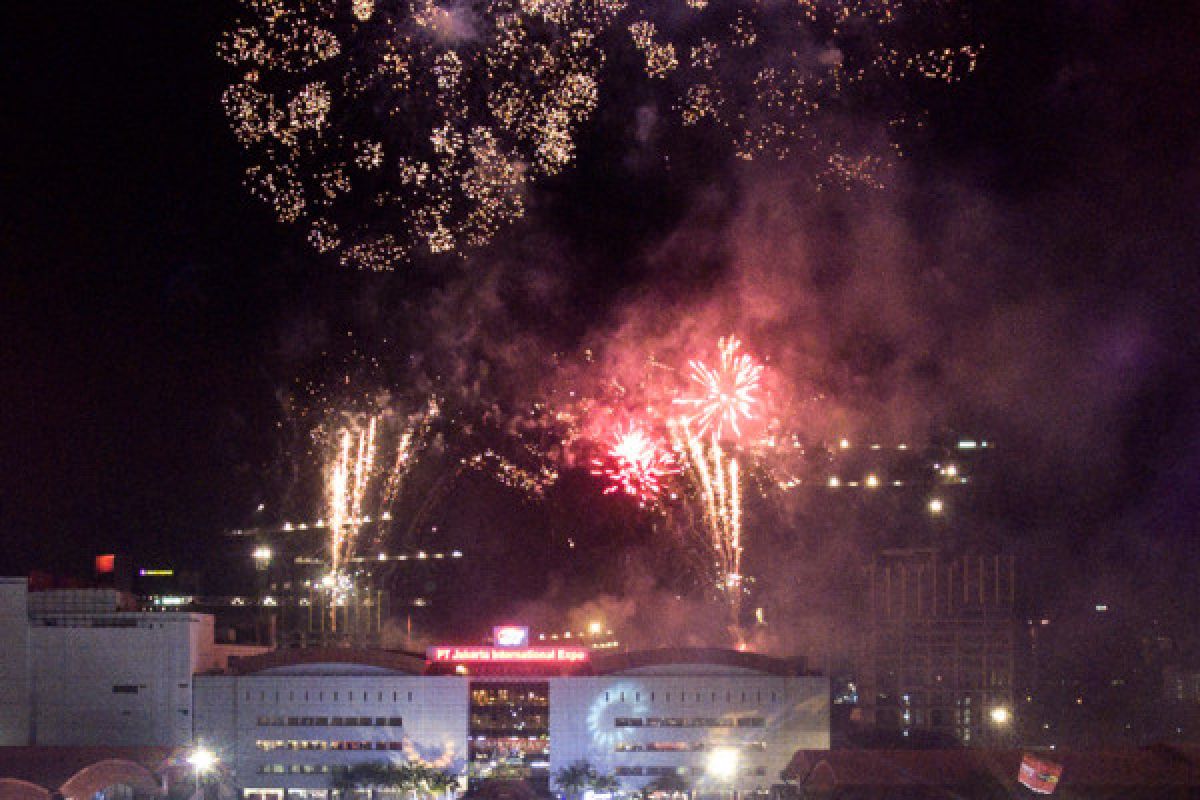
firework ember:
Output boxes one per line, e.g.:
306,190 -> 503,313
220,0 -> 978,265
591,424 -> 678,507
677,335 -> 763,440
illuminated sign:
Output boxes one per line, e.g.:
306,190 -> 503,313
493,625 -> 530,647
139,569 -> 174,577
427,646 -> 589,664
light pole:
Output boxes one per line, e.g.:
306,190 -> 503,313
188,746 -> 217,799
707,748 -> 738,800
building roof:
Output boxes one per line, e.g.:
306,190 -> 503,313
784,747 -> 1200,791
223,647 -> 426,675
220,646 -> 809,678
592,648 -> 807,677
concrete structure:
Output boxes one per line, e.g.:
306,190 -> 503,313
194,648 -> 829,800
0,578 -> 32,745
0,579 -> 265,747
857,548 -> 1017,747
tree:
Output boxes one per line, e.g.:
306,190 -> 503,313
333,762 -> 457,799
591,774 -> 619,794
555,761 -> 597,800
640,772 -> 690,800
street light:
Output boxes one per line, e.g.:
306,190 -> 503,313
989,706 -> 1011,725
188,746 -> 217,797
707,748 -> 738,780
707,748 -> 738,800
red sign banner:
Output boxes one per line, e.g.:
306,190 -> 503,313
427,646 -> 589,663
1018,753 -> 1062,794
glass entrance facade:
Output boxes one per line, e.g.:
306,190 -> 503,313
468,682 -> 550,790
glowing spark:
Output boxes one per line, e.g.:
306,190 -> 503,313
673,422 -> 745,624
326,416 -> 378,573
677,336 -> 763,439
591,424 -> 679,507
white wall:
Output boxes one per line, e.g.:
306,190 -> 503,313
0,578 -> 30,745
29,612 -> 214,745
548,669 -> 829,794
195,671 -> 469,792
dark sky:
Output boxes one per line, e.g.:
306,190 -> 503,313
2,0 -> 1199,637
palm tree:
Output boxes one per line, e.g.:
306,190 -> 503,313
332,761 -> 458,800
555,761 -> 597,800
640,772 -> 690,800
590,773 -> 619,794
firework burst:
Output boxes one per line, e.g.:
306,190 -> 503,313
676,335 -> 763,440
591,423 -> 678,507
220,1 -> 979,265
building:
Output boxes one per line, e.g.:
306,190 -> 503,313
194,645 -> 830,800
856,548 -> 1017,747
783,746 -> 1200,798
0,577 -> 265,747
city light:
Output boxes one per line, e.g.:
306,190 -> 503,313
989,706 -> 1011,725
707,747 -> 739,779
252,546 -> 272,562
188,747 -> 217,772
188,746 -> 218,794
928,497 -> 944,514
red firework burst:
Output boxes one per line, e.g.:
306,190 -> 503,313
591,424 -> 679,507
677,335 -> 763,439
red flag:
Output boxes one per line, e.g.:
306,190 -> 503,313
1018,753 -> 1062,794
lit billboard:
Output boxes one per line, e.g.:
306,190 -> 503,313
492,625 -> 530,647
427,646 -> 589,664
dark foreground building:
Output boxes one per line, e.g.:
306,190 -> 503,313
783,746 -> 1200,799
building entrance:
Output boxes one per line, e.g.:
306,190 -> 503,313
468,682 -> 550,791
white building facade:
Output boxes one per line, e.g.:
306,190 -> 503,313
0,579 -> 264,746
194,648 -> 829,800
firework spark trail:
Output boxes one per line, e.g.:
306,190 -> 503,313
674,422 -> 744,624
326,415 -> 379,573
591,423 -> 678,507
676,335 -> 763,439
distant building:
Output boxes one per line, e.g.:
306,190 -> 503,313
857,548 -> 1017,747
0,577 -> 264,747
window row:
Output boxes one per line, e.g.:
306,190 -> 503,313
246,691 -> 416,704
615,741 -> 767,753
613,766 -> 768,777
256,716 -> 402,727
258,765 -> 407,777
613,717 -> 766,728
256,740 -> 407,752
605,691 -> 780,704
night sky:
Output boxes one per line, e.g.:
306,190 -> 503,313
3,1 -> 1199,644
